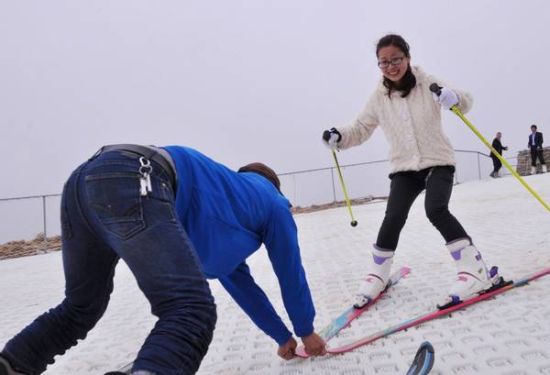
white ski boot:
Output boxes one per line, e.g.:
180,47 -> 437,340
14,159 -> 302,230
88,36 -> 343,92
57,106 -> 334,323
530,166 -> 537,175
354,246 -> 394,308
543,164 -> 548,173
438,238 -> 493,308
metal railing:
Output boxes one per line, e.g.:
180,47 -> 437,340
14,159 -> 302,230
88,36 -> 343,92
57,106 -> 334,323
278,157 -> 391,206
278,150 -> 511,207
1,150 -> 511,245
0,193 -> 61,247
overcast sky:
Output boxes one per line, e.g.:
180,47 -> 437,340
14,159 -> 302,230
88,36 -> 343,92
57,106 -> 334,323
1,0 -> 549,199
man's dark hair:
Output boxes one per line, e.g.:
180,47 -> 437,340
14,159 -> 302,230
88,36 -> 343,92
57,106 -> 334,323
531,124 -> 538,130
238,162 -> 281,192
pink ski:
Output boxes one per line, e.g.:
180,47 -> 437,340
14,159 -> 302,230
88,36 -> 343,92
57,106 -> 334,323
325,267 -> 550,355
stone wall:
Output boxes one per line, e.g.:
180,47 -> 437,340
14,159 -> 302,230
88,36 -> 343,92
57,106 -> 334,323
516,147 -> 550,176
0,234 -> 61,260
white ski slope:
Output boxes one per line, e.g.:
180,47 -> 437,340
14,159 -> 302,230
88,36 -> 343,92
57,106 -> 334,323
1,173 -> 549,374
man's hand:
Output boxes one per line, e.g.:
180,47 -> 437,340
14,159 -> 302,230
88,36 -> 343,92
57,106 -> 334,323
277,337 -> 297,360
301,332 -> 326,357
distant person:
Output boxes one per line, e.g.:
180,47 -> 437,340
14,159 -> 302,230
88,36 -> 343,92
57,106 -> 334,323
528,124 -> 546,174
322,34 -> 498,310
489,132 -> 508,178
0,145 -> 325,375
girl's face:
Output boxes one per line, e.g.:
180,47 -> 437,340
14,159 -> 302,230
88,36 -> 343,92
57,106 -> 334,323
377,45 -> 410,83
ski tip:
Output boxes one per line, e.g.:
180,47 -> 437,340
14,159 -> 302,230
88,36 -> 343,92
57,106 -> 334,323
406,341 -> 435,375
418,341 -> 434,354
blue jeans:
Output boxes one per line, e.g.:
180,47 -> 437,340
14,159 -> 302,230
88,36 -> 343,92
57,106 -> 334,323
2,149 -> 217,375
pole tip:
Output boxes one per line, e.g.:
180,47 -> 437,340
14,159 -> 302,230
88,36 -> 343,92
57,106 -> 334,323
350,220 -> 358,227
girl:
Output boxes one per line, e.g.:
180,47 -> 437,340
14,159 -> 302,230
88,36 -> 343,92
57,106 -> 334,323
322,34 -> 496,309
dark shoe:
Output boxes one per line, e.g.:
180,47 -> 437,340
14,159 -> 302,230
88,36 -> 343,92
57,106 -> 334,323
0,355 -> 27,375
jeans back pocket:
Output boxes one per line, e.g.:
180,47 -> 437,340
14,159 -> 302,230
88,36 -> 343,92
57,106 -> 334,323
85,172 -> 145,240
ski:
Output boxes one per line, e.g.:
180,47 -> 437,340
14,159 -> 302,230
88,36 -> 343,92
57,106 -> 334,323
326,267 -> 550,355
406,341 -> 435,375
295,266 -> 410,358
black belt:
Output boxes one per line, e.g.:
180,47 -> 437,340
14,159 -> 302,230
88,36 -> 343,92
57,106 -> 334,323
99,144 -> 177,188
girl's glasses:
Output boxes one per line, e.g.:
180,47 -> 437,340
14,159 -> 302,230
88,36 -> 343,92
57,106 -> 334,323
377,56 -> 405,69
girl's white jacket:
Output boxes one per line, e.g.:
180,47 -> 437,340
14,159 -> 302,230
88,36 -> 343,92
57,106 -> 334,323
336,66 -> 472,174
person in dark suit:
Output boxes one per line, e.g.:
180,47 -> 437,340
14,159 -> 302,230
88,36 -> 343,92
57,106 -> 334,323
528,124 -> 547,174
490,132 -> 508,178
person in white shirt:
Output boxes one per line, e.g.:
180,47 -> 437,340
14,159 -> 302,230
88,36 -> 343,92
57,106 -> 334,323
322,34 -> 497,309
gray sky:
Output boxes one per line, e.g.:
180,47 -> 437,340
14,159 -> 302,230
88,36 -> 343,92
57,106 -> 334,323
1,0 -> 549,199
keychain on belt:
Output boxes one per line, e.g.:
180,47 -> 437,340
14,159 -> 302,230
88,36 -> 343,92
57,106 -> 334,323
139,157 -> 153,196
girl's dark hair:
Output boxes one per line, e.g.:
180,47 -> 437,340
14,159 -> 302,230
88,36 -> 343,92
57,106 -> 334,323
376,34 -> 416,98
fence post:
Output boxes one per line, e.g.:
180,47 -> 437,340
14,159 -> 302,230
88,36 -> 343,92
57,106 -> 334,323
477,153 -> 481,180
292,174 -> 297,205
42,195 -> 48,250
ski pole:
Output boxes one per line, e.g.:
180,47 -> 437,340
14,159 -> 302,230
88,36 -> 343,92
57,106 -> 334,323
430,84 -> 550,212
331,150 -> 358,227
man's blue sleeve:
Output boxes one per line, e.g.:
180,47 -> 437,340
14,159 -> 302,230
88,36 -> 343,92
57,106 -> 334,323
263,201 -> 316,338
219,262 -> 293,346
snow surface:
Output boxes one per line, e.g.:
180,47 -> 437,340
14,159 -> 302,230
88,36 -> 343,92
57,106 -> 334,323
1,174 -> 549,374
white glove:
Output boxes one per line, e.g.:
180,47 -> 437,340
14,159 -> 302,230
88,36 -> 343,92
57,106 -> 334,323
432,86 -> 459,110
322,128 -> 341,150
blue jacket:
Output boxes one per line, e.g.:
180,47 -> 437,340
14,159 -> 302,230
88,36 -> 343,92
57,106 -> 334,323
164,146 -> 315,345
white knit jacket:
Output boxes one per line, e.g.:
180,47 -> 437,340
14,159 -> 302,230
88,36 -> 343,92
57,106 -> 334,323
337,66 -> 473,174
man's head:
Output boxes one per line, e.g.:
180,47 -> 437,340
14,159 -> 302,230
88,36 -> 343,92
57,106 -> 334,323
496,132 -> 502,139
238,162 -> 281,192
531,124 -> 538,133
